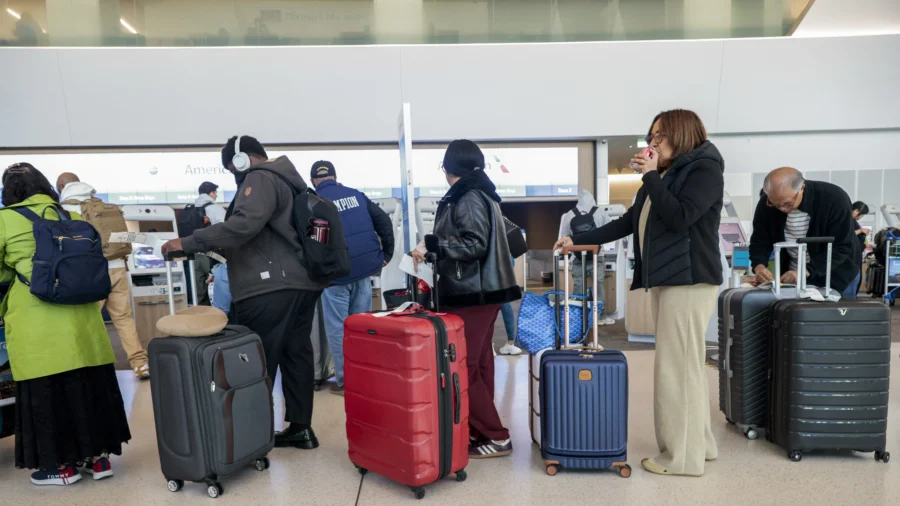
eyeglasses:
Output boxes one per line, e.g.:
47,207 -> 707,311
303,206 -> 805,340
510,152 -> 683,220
766,185 -> 804,212
645,132 -> 666,145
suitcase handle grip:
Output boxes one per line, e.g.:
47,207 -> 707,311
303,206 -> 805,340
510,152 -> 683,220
797,237 -> 834,244
561,245 -> 600,255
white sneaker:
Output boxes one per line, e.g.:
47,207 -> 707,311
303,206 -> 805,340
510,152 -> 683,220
499,343 -> 523,356
598,317 -> 616,326
134,363 -> 150,380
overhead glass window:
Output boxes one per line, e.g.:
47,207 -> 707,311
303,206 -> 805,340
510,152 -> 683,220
0,0 -> 814,47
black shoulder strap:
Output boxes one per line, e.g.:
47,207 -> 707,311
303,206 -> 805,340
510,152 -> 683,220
588,206 -> 598,217
11,207 -> 40,223
247,167 -> 299,196
572,207 -> 584,216
201,203 -> 213,209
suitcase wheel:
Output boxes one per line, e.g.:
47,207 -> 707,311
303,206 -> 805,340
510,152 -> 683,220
411,486 -> 426,500
355,465 -> 368,476
254,457 -> 270,471
616,464 -> 632,478
875,451 -> 891,463
455,469 -> 467,482
207,482 -> 224,499
789,451 -> 802,462
166,479 -> 184,493
545,464 -> 559,476
745,429 -> 759,441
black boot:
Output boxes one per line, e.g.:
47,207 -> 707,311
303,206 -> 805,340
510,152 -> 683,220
275,425 -> 319,449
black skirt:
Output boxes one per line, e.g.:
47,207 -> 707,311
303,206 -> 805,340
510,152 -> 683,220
15,364 -> 132,469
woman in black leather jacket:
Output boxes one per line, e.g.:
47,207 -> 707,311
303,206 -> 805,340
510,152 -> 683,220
412,139 -> 521,459
555,110 -> 724,477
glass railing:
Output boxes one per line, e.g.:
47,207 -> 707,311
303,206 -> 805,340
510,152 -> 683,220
0,0 -> 813,47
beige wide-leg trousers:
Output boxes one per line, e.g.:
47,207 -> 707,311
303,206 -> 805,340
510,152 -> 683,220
648,283 -> 718,476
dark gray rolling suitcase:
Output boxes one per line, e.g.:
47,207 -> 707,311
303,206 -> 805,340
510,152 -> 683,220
149,255 -> 275,499
718,287 -> 775,440
766,238 -> 891,463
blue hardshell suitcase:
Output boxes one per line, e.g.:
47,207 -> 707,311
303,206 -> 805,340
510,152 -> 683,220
538,247 -> 631,478
540,349 -> 629,476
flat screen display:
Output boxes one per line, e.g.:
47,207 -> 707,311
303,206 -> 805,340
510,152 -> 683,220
719,222 -> 747,255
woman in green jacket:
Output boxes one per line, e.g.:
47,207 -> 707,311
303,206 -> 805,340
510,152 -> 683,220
0,163 -> 131,486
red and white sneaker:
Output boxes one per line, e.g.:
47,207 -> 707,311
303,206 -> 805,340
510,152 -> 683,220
82,457 -> 114,480
31,465 -> 82,486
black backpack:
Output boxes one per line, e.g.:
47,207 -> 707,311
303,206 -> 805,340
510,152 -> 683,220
570,206 -> 599,236
177,202 -> 213,238
254,169 -> 352,283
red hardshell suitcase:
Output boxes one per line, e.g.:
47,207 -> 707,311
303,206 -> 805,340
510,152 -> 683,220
344,305 -> 469,500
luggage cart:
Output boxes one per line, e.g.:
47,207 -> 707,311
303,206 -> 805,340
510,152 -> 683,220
883,231 -> 899,307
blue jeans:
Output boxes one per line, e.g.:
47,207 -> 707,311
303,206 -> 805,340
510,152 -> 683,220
500,302 -> 516,341
212,263 -> 232,315
841,273 -> 860,300
321,277 -> 372,386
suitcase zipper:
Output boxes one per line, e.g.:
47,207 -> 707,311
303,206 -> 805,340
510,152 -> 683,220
413,314 -> 453,480
452,373 -> 461,425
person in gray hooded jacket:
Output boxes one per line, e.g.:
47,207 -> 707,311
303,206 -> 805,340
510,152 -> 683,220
162,135 -> 327,450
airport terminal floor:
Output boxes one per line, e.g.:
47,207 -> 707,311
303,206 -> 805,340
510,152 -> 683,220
0,309 -> 897,506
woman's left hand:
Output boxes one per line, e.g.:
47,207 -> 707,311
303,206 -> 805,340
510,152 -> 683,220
630,148 -> 659,175
410,249 -> 426,273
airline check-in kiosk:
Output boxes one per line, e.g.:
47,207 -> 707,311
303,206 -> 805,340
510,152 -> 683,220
599,205 -> 627,320
122,205 -> 188,342
372,198 -> 403,310
883,204 -> 900,229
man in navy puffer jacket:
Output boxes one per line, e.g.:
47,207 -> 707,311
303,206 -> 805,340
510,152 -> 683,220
311,161 -> 394,396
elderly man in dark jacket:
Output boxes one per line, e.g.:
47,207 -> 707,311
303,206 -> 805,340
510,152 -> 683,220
750,167 -> 860,298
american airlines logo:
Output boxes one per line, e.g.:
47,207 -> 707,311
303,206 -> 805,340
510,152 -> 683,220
486,155 -> 511,174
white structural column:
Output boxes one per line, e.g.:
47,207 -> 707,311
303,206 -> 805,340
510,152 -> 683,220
373,0 -> 423,43
595,140 -> 610,205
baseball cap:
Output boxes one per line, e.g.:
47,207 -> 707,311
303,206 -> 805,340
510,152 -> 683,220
310,161 -> 336,180
198,182 -> 219,195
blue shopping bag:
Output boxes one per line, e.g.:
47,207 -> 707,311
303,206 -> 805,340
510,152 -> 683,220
515,291 -> 601,354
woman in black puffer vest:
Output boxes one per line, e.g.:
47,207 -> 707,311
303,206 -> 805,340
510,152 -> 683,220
411,140 -> 521,459
555,110 -> 724,477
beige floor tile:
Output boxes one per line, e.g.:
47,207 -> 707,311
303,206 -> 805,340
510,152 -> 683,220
1,347 -> 899,506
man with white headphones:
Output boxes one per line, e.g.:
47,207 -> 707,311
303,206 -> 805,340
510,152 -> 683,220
163,135 -> 328,450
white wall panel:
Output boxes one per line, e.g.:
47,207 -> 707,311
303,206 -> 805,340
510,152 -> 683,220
0,49 -> 71,147
716,36 -> 900,133
1,35 -> 899,148
398,40 -> 725,141
53,46 -> 403,147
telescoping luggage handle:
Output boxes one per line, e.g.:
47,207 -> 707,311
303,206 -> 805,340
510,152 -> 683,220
164,251 -> 196,316
556,245 -> 602,351
773,236 -> 834,298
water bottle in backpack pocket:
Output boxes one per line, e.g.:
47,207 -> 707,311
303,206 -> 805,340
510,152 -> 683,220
12,205 -> 111,305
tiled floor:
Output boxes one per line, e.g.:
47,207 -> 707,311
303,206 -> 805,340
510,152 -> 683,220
1,343 -> 898,505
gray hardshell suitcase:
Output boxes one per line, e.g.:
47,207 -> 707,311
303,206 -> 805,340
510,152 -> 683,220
718,287 -> 775,440
766,238 -> 891,463
149,256 -> 274,499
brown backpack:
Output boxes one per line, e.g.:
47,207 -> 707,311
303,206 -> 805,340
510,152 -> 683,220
65,197 -> 132,261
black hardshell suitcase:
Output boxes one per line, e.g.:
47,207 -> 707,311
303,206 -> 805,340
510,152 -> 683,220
718,287 -> 775,440
766,238 -> 891,463
149,255 -> 275,499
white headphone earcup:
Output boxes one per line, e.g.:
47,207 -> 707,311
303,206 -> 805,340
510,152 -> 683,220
232,152 -> 250,172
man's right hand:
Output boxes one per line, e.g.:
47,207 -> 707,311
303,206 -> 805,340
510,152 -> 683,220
754,264 -> 775,284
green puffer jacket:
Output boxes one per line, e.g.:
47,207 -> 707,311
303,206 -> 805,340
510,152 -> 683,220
0,194 -> 115,381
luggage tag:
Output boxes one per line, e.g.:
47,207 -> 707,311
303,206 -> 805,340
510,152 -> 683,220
372,301 -> 423,317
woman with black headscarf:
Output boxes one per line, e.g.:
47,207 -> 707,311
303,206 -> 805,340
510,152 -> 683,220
410,140 -> 521,459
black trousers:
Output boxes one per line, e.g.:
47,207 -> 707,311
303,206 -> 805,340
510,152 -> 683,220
234,289 -> 322,426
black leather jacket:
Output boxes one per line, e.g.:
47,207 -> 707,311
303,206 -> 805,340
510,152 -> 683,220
425,171 -> 522,308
